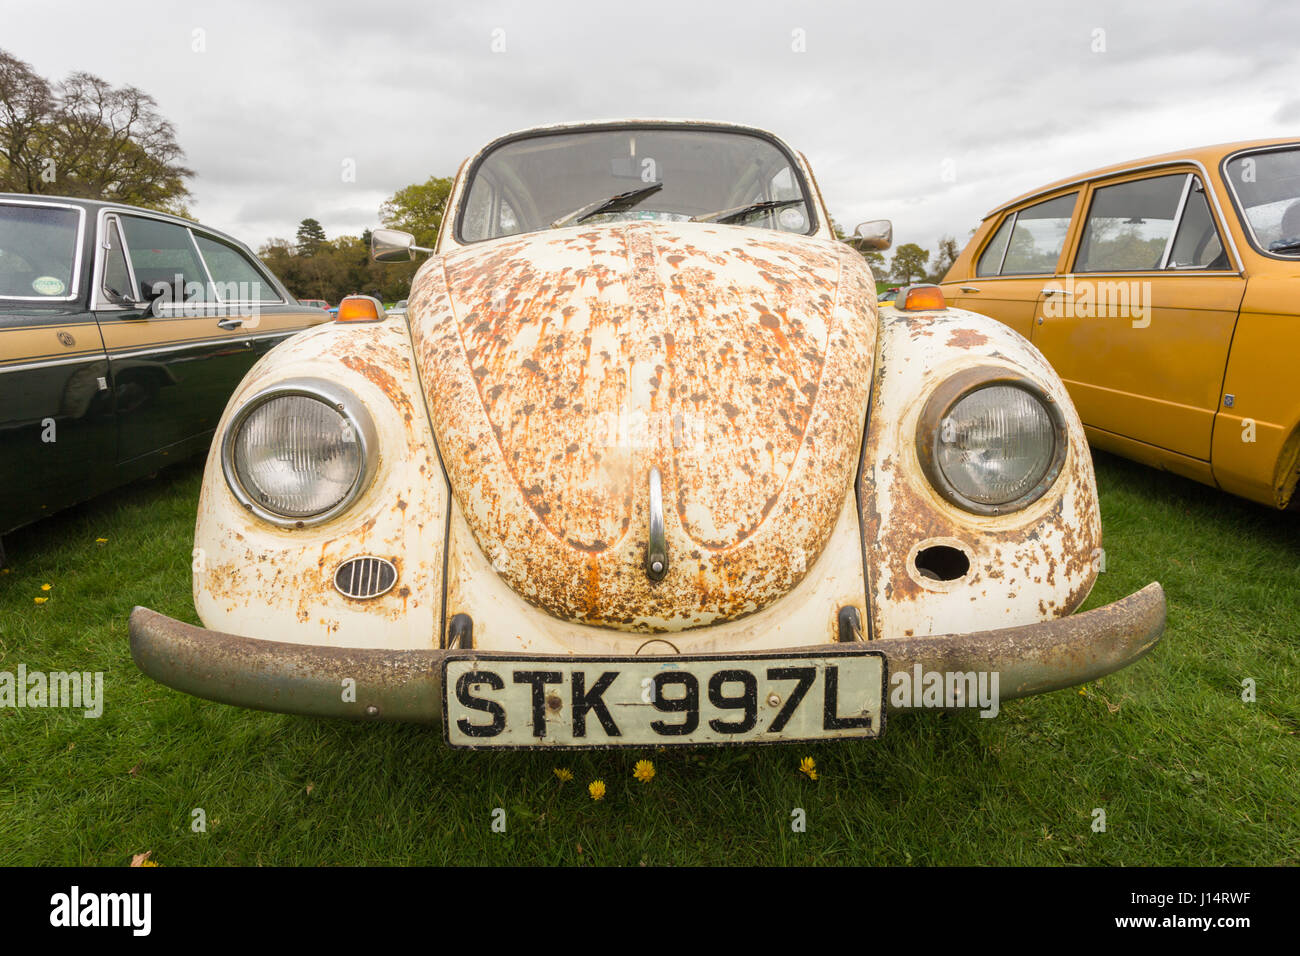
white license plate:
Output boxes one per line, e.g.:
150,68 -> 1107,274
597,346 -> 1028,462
442,650 -> 886,749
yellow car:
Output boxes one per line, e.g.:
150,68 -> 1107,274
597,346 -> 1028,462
940,138 -> 1300,509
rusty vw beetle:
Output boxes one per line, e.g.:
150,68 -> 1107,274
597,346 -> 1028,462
129,120 -> 1165,748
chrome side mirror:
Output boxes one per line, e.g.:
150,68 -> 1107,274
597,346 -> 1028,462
849,220 -> 892,251
371,228 -> 432,263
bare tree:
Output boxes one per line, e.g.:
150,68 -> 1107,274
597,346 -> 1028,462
0,49 -> 192,215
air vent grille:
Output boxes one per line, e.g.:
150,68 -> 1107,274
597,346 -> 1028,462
333,556 -> 398,600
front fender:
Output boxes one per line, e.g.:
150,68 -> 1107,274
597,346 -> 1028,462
861,306 -> 1102,640
192,319 -> 450,650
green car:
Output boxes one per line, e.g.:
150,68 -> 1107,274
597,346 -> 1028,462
0,194 -> 329,562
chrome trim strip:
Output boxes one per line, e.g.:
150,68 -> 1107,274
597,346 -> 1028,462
105,329 -> 294,361
1159,174 -> 1194,270
220,377 -> 379,529
996,211 -> 1016,275
0,199 -> 86,302
0,353 -> 106,375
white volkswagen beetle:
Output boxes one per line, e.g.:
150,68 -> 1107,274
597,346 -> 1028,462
130,120 -> 1165,749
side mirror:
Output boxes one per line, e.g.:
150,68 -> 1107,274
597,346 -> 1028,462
135,282 -> 168,318
371,228 -> 433,262
849,220 -> 892,251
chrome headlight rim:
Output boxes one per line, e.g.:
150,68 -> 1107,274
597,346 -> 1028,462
915,366 -> 1068,516
220,376 -> 378,528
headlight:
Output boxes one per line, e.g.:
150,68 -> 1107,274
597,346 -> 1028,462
221,378 -> 377,526
916,369 -> 1067,515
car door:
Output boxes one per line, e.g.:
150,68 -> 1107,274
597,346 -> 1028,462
93,211 -> 323,464
1030,169 -> 1245,462
946,193 -> 1079,340
0,199 -> 116,534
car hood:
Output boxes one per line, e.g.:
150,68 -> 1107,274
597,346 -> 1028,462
407,221 -> 877,631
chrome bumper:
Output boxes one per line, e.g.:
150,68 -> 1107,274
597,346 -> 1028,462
129,582 -> 1165,724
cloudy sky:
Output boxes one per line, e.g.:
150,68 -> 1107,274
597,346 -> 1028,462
5,0 -> 1298,256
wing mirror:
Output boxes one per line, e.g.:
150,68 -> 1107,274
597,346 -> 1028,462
849,220 -> 892,251
371,228 -> 433,263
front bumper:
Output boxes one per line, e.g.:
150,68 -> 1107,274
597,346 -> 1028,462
128,583 -> 1165,725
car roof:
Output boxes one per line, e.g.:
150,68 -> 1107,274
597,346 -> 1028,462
983,136 -> 1300,220
484,117 -> 789,143
0,192 -> 203,228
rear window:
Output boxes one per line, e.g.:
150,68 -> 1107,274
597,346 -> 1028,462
194,234 -> 281,302
1000,194 -> 1077,275
0,203 -> 81,299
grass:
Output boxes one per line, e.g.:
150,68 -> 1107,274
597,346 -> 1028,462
0,452 -> 1296,866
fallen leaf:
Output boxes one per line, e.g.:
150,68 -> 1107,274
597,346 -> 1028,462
130,851 -> 152,867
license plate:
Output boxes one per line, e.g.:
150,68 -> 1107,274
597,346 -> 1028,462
442,650 -> 886,749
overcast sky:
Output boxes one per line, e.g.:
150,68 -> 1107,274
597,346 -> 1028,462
4,0 -> 1298,256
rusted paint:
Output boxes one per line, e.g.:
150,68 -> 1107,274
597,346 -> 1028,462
408,222 -> 877,632
190,319 -> 451,650
860,306 -> 1102,641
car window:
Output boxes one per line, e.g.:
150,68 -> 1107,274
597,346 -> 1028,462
976,215 -> 1014,277
1000,194 -> 1077,275
1075,174 -> 1186,272
101,216 -> 134,301
0,203 -> 80,299
1223,146 -> 1300,257
193,233 -> 281,302
459,127 -> 813,242
119,215 -> 212,304
1166,180 -> 1229,270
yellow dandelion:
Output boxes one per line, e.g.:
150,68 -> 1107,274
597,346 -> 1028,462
632,759 -> 655,783
588,779 -> 606,801
554,767 -> 574,782
139,860 -> 160,867
40,583 -> 51,591
34,597 -> 48,605
95,537 -> 108,544
799,756 -> 818,781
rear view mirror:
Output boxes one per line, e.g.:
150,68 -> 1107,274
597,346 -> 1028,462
371,228 -> 432,262
850,220 -> 892,251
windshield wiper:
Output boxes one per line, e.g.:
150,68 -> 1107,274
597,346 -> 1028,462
550,181 -> 664,229
691,199 -> 803,224
1268,236 -> 1300,253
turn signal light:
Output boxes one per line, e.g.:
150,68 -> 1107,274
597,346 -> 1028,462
896,285 -> 947,312
336,295 -> 386,323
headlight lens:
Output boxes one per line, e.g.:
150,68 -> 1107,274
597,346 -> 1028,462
918,373 -> 1067,514
223,381 -> 375,524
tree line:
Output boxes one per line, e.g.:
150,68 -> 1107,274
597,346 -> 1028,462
2,45 -> 964,303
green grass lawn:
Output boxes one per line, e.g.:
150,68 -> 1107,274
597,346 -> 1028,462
0,452 -> 1296,866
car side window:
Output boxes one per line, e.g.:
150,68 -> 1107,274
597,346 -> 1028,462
976,215 -> 1014,276
119,215 -> 212,304
1075,174 -> 1187,272
100,216 -> 134,301
193,233 -> 281,302
1000,194 -> 1077,275
1166,180 -> 1229,270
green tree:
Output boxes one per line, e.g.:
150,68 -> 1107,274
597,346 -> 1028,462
379,175 -> 453,248
890,243 -> 930,285
929,235 -> 961,282
0,48 -> 193,215
296,218 -> 327,256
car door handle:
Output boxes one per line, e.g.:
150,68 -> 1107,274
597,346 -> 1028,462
1041,288 -> 1073,296
217,318 -> 243,330
960,286 -> 981,293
